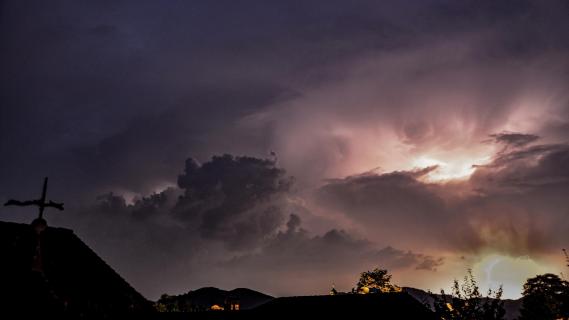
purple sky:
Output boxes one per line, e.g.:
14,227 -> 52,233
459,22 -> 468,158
1,0 -> 569,299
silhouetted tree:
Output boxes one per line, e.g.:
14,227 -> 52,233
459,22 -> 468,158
155,293 -> 196,312
432,269 -> 505,320
519,273 -> 569,320
356,268 -> 399,293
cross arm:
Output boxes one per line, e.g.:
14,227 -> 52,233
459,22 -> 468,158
46,200 -> 64,211
4,199 -> 64,211
4,199 -> 37,207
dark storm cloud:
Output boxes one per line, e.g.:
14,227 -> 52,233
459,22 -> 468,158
222,214 -> 442,295
372,246 -> 443,272
82,154 -> 295,252
245,0 -> 569,185
286,213 -> 302,232
453,142 -> 569,254
415,256 -> 444,272
174,154 -> 293,250
2,0 -> 568,200
67,86 -> 282,198
315,137 -> 569,256
94,188 -> 175,221
50,155 -> 441,298
314,168 -> 448,248
3,0 -> 569,299
472,143 -> 569,192
487,132 -> 541,148
0,0 -> 292,200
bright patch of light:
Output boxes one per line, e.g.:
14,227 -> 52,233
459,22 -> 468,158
472,254 -> 553,299
115,189 -> 138,205
115,182 -> 177,205
152,182 -> 177,194
411,155 -> 488,182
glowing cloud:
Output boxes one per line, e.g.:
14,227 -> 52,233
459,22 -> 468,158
411,155 -> 491,182
473,254 -> 558,299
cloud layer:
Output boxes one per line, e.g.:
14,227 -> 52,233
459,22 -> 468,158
2,0 -> 569,299
50,155 -> 441,298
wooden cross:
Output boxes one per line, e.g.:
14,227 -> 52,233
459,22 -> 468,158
4,177 -> 64,220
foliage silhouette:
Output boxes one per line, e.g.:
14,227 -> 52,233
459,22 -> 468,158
355,268 -> 400,293
519,273 -> 569,320
432,269 -> 505,320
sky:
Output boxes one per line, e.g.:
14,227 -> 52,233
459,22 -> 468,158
1,0 -> 569,300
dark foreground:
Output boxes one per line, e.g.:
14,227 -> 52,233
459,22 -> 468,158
1,220 -> 436,319
153,293 -> 438,320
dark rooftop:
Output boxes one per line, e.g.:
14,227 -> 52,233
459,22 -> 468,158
0,220 -> 153,317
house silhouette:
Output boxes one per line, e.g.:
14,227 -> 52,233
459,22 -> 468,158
0,220 -> 153,317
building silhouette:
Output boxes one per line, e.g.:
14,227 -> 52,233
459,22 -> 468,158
0,220 -> 153,317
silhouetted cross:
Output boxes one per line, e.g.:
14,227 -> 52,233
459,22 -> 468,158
4,177 -> 64,219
